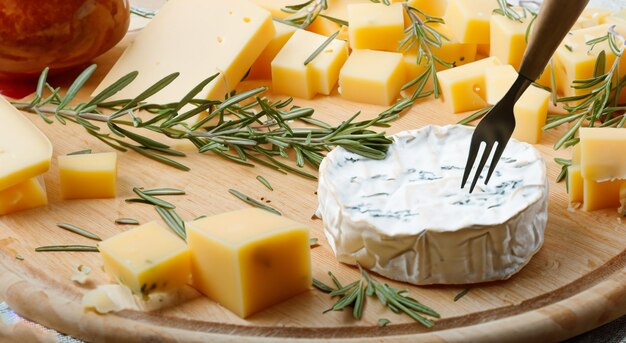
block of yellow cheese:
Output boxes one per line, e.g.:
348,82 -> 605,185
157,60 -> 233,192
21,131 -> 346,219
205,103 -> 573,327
250,0 -> 294,19
437,56 -> 500,113
248,21 -> 296,80
0,96 -> 52,191
489,10 -> 531,70
444,0 -> 496,44
93,0 -> 275,109
99,221 -> 191,295
0,177 -> 47,216
403,23 -> 477,76
485,64 -> 518,105
554,24 -> 626,103
477,43 -> 490,56
572,144 -> 581,165
568,165 -> 583,205
58,152 -> 117,200
512,86 -> 550,144
579,128 -> 626,181
572,8 -> 612,29
339,49 -> 405,106
272,29 -> 348,98
348,3 -> 404,51
187,208 -> 311,318
583,178 -> 624,212
407,0 -> 448,17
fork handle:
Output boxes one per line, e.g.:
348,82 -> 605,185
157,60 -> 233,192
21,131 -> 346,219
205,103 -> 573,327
518,0 -> 589,82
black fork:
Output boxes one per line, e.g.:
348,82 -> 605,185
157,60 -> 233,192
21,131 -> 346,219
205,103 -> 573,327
461,0 -> 589,193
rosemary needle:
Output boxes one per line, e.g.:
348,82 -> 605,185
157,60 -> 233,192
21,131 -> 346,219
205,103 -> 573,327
67,149 -> 92,155
115,218 -> 140,225
378,318 -> 391,327
228,189 -> 282,216
454,288 -> 470,302
155,206 -> 186,240
256,176 -> 273,191
141,188 -> 186,196
57,223 -> 102,241
309,237 -> 319,247
304,30 -> 340,66
35,245 -> 99,252
133,187 -> 176,209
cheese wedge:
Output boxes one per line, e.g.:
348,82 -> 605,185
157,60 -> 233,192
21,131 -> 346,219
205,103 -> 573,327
93,0 -> 275,107
437,56 -> 500,113
0,177 -> 47,216
58,152 -> 117,200
580,128 -> 626,181
339,49 -> 405,106
0,96 -> 52,191
99,221 -> 191,295
187,208 -> 311,318
248,21 -> 297,80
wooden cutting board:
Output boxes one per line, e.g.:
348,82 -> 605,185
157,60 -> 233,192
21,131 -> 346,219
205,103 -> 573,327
0,33 -> 625,343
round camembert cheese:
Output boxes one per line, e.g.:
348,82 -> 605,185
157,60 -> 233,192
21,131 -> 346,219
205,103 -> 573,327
317,125 -> 548,285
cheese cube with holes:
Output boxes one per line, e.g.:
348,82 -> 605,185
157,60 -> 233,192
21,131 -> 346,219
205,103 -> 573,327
187,208 -> 311,318
583,178 -> 624,211
272,30 -> 348,98
404,23 -> 477,75
347,3 -> 404,51
490,11 -> 531,70
568,165 -> 583,205
99,221 -> 191,295
0,177 -> 47,215
444,0 -> 496,44
248,22 -> 296,80
580,128 -> 626,181
93,0 -> 274,109
0,96 -> 52,191
58,152 -> 117,200
512,86 -> 550,144
339,49 -> 405,106
554,24 -> 626,104
437,56 -> 500,113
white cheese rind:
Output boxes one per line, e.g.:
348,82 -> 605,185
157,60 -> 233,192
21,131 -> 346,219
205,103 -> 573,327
317,125 -> 548,285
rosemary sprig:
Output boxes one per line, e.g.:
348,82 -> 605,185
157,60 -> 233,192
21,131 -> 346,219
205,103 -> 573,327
256,176 -> 273,191
278,0 -> 328,29
56,223 -> 102,241
400,4 -> 452,100
14,65 -> 398,179
133,187 -> 176,209
304,30 -> 340,65
35,245 -> 99,252
126,186 -> 187,239
228,189 -> 282,215
155,206 -> 187,240
313,269 -> 440,327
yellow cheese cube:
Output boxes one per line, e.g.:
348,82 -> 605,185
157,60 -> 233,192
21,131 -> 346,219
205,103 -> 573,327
572,144 -> 581,165
0,96 -> 52,191
187,208 -> 311,318
248,21 -> 296,80
272,30 -> 348,98
583,178 -> 624,212
93,0 -> 275,108
580,128 -> 626,181
554,24 -> 626,103
512,86 -> 550,144
489,11 -> 531,70
404,23 -> 477,73
58,152 -> 117,200
485,64 -> 518,105
99,221 -> 191,295
437,56 -> 500,113
535,63 -> 553,89
477,43 -> 490,56
568,165 -> 583,205
444,0 -> 496,44
250,0 -> 293,19
407,0 -> 448,17
618,182 -> 626,216
307,16 -> 342,38
348,3 -> 404,52
339,49 -> 405,106
572,8 -> 613,29
0,177 -> 47,216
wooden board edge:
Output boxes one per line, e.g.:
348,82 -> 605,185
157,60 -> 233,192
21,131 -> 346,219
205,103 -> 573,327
1,248 -> 625,343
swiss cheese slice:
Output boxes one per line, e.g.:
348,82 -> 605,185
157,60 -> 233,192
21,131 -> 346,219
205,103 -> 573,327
93,0 -> 275,105
0,96 -> 52,191
317,125 -> 548,285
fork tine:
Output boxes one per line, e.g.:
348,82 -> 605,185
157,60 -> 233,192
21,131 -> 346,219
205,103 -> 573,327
484,141 -> 507,185
461,136 -> 482,189
469,143 -> 494,193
